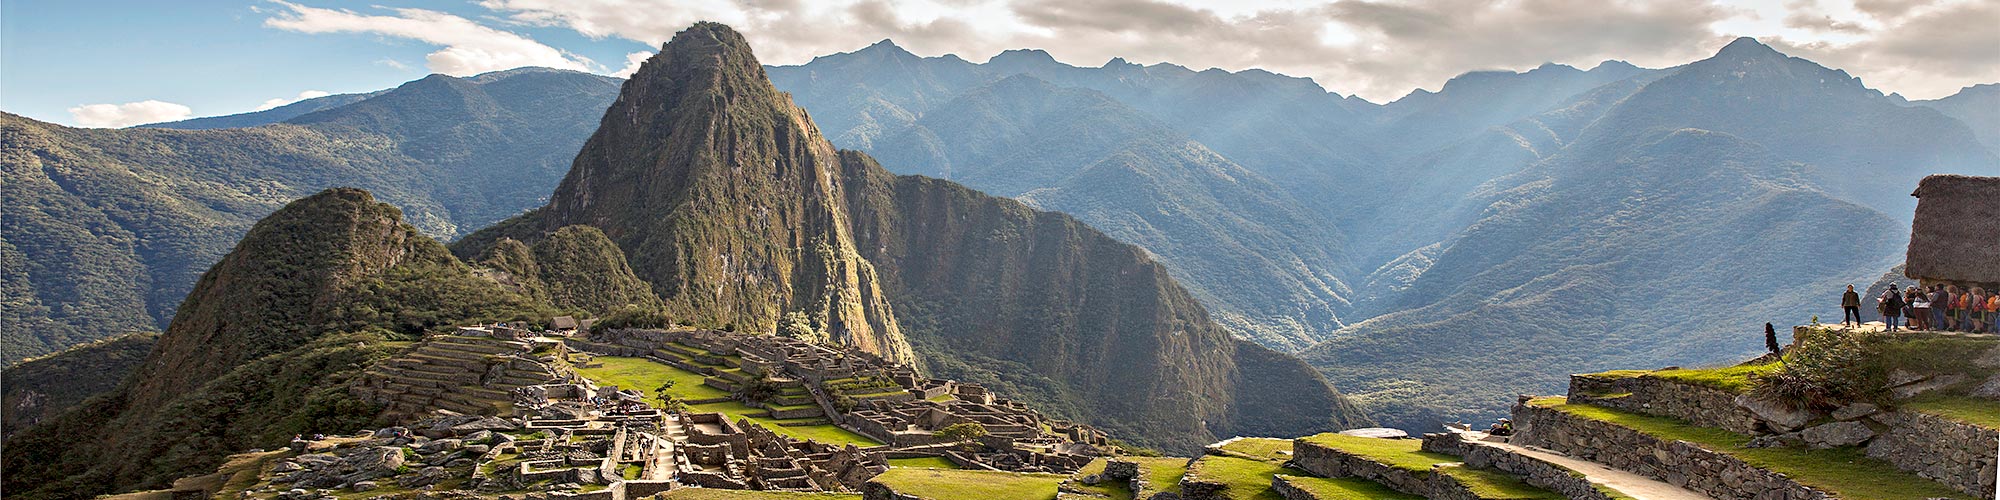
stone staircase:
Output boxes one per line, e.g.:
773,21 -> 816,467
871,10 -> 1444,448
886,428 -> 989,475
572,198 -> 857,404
354,334 -> 563,421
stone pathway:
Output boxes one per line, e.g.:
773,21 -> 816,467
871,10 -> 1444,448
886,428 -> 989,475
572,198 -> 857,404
1823,321 -> 1996,337
1477,438 -> 1711,500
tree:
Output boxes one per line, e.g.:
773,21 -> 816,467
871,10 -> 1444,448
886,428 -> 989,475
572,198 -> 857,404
654,381 -> 686,412
935,422 -> 988,442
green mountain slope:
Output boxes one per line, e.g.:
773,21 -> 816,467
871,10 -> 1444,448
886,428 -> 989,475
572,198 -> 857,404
458,22 -> 1369,451
1,188 -> 550,500
138,91 -> 381,130
0,68 -> 618,365
866,74 -> 1355,349
1911,83 -> 2000,153
0,332 -> 157,438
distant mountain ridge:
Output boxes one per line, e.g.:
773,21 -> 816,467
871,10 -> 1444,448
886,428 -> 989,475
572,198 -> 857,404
0,68 -> 619,364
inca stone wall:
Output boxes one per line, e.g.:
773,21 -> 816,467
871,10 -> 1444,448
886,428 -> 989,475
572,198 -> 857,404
1867,410 -> 1998,499
1511,402 -> 1832,499
1420,432 -> 1616,500
1567,374 -> 1764,435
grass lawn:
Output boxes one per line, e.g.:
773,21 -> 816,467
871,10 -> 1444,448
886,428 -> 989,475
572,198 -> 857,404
1902,395 -> 2000,430
888,456 -> 960,469
1184,455 -> 1302,500
660,489 -> 860,500
1587,361 -> 1780,394
1297,434 -> 1560,499
578,357 -> 882,447
1066,459 -> 1134,500
1213,437 -> 1295,462
872,468 -> 1064,500
1275,475 -> 1424,500
1533,397 -> 1970,499
577,356 -> 729,400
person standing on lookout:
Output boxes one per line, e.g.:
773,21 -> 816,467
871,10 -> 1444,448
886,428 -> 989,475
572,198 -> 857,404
1841,284 -> 1862,326
1880,284 -> 1905,332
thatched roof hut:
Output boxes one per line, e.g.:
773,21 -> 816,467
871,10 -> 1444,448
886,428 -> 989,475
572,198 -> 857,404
1904,174 -> 2000,286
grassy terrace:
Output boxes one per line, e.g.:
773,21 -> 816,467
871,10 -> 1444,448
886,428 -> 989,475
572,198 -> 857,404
1066,457 -> 1189,500
1212,437 -> 1294,462
1186,455 -> 1307,500
659,489 -> 860,500
575,356 -> 882,447
1275,475 -> 1424,500
1296,434 -> 1562,500
1587,361 -> 1780,393
1902,395 -> 2000,429
886,456 -> 959,469
1530,397 -> 1969,500
871,468 -> 1064,500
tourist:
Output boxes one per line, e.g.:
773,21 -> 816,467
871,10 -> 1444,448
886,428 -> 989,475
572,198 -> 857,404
1903,288 -> 1922,331
1909,289 -> 1931,331
1953,286 -> 1972,332
1971,287 -> 1990,334
1986,292 -> 2000,334
1879,285 -> 1903,331
1487,418 -> 1513,436
1841,284 -> 1862,326
1932,285 -> 1952,332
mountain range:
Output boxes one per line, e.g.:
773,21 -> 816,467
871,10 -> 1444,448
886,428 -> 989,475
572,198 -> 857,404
3,23 -> 1366,499
3,30 -> 1995,438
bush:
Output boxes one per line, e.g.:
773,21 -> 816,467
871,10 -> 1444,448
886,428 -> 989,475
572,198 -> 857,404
936,422 -> 988,442
1752,326 -> 1884,411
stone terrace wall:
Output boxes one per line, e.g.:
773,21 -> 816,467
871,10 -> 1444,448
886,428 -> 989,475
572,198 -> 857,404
1290,438 -> 1504,500
1512,402 -> 1831,499
1868,410 -> 1998,499
1421,432 -> 1615,500
1568,374 -> 1763,435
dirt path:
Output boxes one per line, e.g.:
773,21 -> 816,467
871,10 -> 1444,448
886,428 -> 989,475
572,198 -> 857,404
1479,439 -> 1713,500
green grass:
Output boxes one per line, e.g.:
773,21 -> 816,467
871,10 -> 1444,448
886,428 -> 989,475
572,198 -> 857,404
659,489 -> 861,500
1533,397 -> 1971,499
1297,434 -> 1560,499
888,456 -> 959,469
871,468 -> 1064,500
1586,361 -> 1781,394
1183,455 -> 1301,500
1213,437 -> 1294,462
1066,459 -> 1134,500
576,356 -> 729,399
1296,434 -> 1457,472
1899,395 -> 2000,430
1275,475 -> 1424,500
1134,457 -> 1190,496
578,356 -> 881,447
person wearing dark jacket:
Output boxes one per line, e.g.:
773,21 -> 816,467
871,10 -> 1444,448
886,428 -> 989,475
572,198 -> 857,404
1880,284 -> 1905,331
1764,323 -> 1782,355
1841,285 -> 1862,326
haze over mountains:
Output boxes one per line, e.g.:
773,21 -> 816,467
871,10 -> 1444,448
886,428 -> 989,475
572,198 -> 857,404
4,31 -> 1994,435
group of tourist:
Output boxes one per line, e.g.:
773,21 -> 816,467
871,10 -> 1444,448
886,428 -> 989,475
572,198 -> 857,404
1841,283 -> 2000,333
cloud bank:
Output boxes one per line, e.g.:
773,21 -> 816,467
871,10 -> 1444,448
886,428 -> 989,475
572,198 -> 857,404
268,0 -> 1999,101
67,100 -> 193,128
263,1 -> 594,76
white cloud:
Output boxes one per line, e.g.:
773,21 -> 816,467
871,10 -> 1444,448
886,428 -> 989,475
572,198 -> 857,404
263,1 -> 594,76
611,51 -> 653,78
67,100 -> 194,128
253,90 -> 332,111
472,0 -> 2000,101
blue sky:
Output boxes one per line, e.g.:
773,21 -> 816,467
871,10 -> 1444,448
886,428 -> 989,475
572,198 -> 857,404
6,0 -> 1995,127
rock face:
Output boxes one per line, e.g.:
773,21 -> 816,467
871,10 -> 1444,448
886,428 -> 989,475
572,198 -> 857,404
462,22 -> 912,364
476,225 -> 663,315
454,22 -> 1368,451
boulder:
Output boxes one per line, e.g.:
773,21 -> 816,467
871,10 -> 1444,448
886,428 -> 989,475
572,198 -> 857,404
350,481 -> 378,492
398,466 -> 450,488
420,438 -> 464,453
450,416 -> 518,433
1799,421 -> 1875,449
1890,374 -> 1965,400
1734,394 -> 1815,431
1830,402 -> 1880,421
1971,374 -> 2000,401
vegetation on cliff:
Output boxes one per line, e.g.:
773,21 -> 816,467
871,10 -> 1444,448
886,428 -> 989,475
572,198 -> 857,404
0,331 -> 157,436
1,188 -> 550,500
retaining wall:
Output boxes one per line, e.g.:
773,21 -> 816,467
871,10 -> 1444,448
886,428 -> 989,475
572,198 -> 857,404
1511,401 -> 1831,499
1568,373 -> 1763,435
1867,410 -> 1998,499
1421,432 -> 1615,500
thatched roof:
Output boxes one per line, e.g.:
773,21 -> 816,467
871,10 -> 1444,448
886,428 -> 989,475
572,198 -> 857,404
1904,174 -> 2000,284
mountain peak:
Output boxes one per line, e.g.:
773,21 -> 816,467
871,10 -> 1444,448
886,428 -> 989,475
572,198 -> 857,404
991,48 -> 1059,65
1714,36 -> 1783,60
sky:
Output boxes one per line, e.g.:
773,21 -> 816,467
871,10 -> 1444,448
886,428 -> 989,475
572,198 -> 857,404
4,0 -> 1996,128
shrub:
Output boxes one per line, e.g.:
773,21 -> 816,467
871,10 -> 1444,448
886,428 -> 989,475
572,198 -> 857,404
1752,326 -> 1884,410
936,422 -> 988,442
